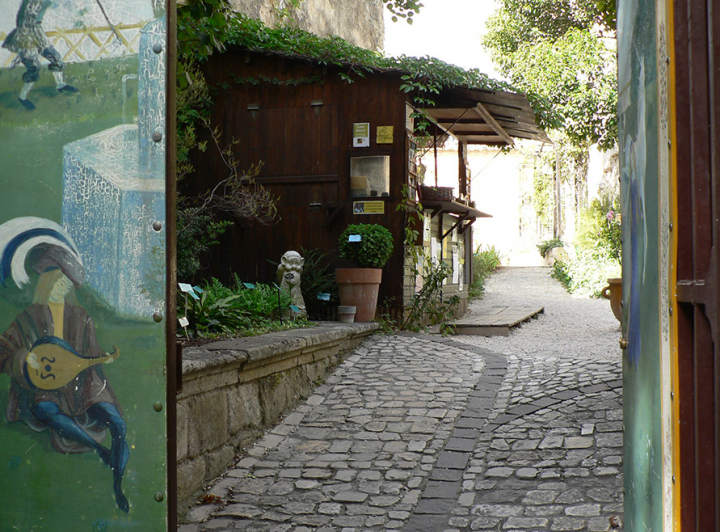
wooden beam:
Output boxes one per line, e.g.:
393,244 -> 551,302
442,213 -> 469,240
473,103 -> 515,147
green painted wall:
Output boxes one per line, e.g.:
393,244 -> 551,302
618,0 -> 665,529
0,0 -> 168,529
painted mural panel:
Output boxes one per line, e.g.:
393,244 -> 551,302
617,0 -> 665,529
0,0 -> 168,529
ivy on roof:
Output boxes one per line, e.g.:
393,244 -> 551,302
179,5 -> 556,131
222,15 -> 556,130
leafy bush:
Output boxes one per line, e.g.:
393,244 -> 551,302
537,238 -> 564,259
551,259 -> 572,291
178,276 -> 305,339
552,247 -> 620,297
469,245 -> 504,299
177,209 -> 232,280
576,191 -> 621,263
553,189 -> 621,297
299,247 -> 339,321
400,258 -> 460,333
339,224 -> 394,268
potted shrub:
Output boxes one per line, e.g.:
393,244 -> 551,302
336,223 -> 394,322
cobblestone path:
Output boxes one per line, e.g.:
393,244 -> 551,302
180,267 -> 624,532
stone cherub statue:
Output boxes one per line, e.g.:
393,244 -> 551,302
277,250 -> 306,317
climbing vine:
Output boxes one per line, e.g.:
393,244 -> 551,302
227,73 -> 325,86
179,5 -> 555,132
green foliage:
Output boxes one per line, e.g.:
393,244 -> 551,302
483,1 -> 617,149
209,13 -> 555,130
178,276 -> 305,338
468,245 -> 503,299
551,189 -> 621,297
531,135 -> 593,231
376,186 -> 461,333
401,258 -> 460,333
537,238 -> 564,259
299,247 -> 339,320
531,163 -> 554,226
384,0 -> 423,23
551,259 -> 572,290
576,191 -> 622,263
177,0 -> 237,66
177,209 -> 232,280
484,0 -> 615,47
339,224 -> 394,269
176,0 -> 280,278
552,247 -> 620,297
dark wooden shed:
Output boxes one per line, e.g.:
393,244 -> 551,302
191,47 -> 548,320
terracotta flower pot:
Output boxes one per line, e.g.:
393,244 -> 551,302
602,277 -> 622,323
336,268 -> 382,322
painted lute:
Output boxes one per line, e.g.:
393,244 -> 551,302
23,336 -> 119,390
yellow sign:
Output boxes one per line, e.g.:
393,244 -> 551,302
353,201 -> 385,214
376,126 -> 394,144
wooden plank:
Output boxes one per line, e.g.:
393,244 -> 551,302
473,103 -> 515,147
450,306 -> 544,336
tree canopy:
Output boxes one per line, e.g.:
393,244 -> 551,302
483,0 -> 617,149
384,0 -> 424,23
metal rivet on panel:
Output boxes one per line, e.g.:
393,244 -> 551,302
153,401 -> 163,412
153,43 -> 163,54
153,312 -> 163,322
669,306 -> 673,316
152,221 -> 163,232
152,131 -> 163,143
670,391 -> 674,400
154,491 -> 164,502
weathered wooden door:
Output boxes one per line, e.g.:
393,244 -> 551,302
673,0 -> 720,529
0,0 -> 175,529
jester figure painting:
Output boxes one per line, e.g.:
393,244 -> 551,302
0,217 -> 130,512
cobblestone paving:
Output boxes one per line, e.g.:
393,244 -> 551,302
181,336 -> 489,531
180,267 -> 624,532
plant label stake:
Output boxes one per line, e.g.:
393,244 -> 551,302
272,282 -> 283,323
178,316 -> 190,340
178,283 -> 199,339
289,304 -> 300,321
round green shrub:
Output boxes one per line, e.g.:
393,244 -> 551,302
339,224 -> 394,268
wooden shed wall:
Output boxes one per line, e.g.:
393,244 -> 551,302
190,50 -> 411,309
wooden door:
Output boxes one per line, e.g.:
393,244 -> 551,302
673,0 -> 720,528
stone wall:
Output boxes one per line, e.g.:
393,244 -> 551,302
177,322 -> 379,506
230,0 -> 385,51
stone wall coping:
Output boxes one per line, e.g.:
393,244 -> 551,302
181,322 -> 380,376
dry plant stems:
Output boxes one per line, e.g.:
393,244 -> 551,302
191,119 -> 278,225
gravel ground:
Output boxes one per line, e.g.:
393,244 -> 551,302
457,266 -> 622,363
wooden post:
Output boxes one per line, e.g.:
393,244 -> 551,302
555,145 -> 562,238
459,142 -> 468,199
434,125 -> 439,186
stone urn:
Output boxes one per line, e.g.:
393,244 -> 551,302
602,277 -> 622,323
